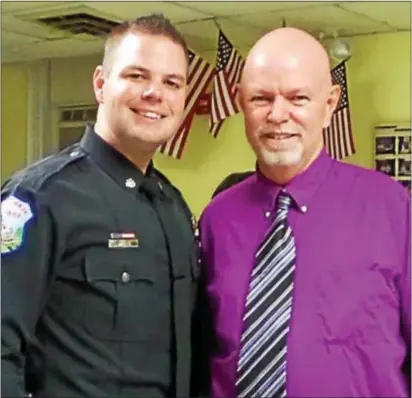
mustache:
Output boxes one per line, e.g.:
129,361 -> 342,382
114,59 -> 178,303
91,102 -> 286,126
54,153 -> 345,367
257,129 -> 298,137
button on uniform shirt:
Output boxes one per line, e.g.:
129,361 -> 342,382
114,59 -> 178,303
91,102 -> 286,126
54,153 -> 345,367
199,149 -> 411,397
1,125 -> 198,398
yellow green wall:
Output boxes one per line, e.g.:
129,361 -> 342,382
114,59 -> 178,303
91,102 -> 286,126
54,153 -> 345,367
1,31 -> 410,216
154,110 -> 254,216
344,31 -> 411,168
1,63 -> 28,182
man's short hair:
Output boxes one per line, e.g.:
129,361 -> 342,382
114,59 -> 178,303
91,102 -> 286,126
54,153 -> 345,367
102,13 -> 189,73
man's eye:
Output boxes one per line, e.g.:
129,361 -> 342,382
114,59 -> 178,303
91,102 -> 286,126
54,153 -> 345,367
165,80 -> 181,89
291,96 -> 309,104
251,96 -> 268,102
129,73 -> 144,80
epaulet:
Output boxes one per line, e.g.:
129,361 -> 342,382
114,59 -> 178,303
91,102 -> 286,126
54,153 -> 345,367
2,143 -> 87,194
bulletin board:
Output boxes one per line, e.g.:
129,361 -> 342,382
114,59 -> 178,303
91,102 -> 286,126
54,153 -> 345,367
374,123 -> 411,194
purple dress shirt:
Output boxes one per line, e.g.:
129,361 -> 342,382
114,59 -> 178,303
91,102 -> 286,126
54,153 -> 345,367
199,149 -> 411,397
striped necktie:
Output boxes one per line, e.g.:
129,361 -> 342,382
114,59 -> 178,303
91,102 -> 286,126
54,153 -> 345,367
235,190 -> 296,398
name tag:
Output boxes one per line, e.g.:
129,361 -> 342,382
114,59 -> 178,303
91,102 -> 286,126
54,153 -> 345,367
108,232 -> 139,249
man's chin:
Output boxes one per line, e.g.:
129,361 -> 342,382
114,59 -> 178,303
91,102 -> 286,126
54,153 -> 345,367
259,149 -> 303,167
129,129 -> 175,145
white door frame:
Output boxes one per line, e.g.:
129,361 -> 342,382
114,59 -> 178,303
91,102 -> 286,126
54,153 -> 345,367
26,59 -> 51,164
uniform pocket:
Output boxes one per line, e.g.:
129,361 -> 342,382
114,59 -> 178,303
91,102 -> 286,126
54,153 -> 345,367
83,255 -> 156,340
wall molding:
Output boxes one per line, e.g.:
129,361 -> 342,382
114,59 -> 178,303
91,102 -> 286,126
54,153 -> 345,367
26,59 -> 51,164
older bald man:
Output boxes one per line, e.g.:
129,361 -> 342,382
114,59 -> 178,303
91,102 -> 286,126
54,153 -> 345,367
196,28 -> 410,397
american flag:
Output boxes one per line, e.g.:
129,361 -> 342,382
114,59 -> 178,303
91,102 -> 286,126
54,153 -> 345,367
209,30 -> 245,138
323,61 -> 356,160
159,50 -> 214,159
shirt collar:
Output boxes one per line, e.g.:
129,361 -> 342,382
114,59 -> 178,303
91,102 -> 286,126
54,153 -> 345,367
79,124 -> 159,196
254,148 -> 334,213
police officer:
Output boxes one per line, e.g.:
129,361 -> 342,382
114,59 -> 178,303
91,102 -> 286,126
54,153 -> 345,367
1,14 -> 199,398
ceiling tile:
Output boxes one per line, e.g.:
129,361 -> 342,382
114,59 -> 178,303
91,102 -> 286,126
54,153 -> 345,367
1,13 -> 68,40
231,3 -> 394,37
175,1 -> 327,18
339,2 -> 411,30
177,18 -> 264,52
1,0 -> 409,64
2,3 -> 106,40
86,1 -> 212,23
0,1 -> 80,14
2,37 -> 102,64
0,30 -> 41,45
2,1 -> 210,42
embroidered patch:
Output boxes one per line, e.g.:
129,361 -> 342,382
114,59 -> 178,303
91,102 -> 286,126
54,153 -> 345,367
1,195 -> 33,254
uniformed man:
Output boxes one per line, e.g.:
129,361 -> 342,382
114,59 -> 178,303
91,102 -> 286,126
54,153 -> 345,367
1,14 -> 200,398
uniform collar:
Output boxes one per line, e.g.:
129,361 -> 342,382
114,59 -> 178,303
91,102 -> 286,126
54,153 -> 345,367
79,124 -> 160,196
254,148 -> 335,214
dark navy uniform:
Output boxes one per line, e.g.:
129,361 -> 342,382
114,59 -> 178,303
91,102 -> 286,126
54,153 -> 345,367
1,125 -> 199,397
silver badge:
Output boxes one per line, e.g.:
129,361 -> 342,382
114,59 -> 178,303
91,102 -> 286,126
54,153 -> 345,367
125,178 -> 136,188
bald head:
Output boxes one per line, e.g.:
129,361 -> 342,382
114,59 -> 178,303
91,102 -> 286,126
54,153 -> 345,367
238,27 -> 341,184
242,27 -> 331,90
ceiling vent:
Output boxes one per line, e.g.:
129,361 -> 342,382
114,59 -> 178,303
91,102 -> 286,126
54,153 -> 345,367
37,13 -> 119,37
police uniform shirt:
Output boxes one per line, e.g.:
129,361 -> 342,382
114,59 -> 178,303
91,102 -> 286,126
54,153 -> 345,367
1,125 -> 198,398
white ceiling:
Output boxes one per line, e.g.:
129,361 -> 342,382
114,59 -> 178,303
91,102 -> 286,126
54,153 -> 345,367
1,1 -> 411,64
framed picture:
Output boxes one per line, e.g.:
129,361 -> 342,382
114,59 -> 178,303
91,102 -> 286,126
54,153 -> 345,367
375,136 -> 395,155
398,136 -> 411,155
375,123 -> 411,185
376,159 -> 395,176
398,158 -> 411,177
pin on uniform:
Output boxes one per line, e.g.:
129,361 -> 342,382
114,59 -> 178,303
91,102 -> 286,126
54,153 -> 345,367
108,232 -> 139,248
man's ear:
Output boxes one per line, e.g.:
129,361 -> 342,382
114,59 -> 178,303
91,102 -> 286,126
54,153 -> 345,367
235,83 -> 245,112
93,65 -> 105,104
323,84 -> 341,129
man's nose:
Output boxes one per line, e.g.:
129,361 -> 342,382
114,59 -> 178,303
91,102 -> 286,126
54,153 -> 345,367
267,96 -> 289,124
141,81 -> 163,102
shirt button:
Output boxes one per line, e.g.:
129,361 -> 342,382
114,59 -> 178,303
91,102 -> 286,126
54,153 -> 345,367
265,211 -> 271,218
301,205 -> 308,213
121,271 -> 130,283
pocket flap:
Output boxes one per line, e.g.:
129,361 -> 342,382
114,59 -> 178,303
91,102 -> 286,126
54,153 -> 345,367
85,257 -> 156,283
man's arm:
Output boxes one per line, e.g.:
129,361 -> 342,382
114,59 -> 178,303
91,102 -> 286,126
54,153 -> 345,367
191,264 -> 214,397
400,196 -> 411,389
190,217 -> 215,398
1,187 -> 55,397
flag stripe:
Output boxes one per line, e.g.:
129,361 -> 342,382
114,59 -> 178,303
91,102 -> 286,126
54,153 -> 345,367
323,61 -> 355,160
166,61 -> 213,156
162,59 -> 203,156
210,120 -> 224,138
160,50 -> 214,158
209,30 -> 245,138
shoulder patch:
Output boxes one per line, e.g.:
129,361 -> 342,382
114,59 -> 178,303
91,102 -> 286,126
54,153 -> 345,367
1,195 -> 33,254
